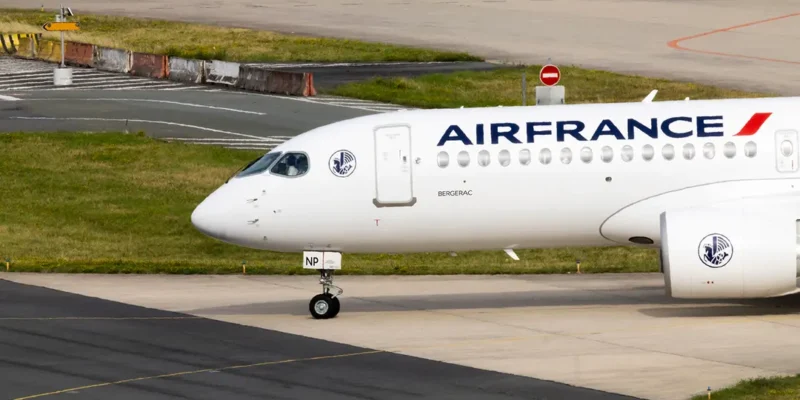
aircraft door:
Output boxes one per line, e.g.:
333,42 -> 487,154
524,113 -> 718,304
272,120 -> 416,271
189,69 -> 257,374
775,130 -> 799,173
373,124 -> 416,207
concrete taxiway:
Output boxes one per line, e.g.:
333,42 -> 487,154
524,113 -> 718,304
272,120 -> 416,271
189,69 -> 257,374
5,272 -> 800,400
4,0 -> 800,95
0,278 -> 635,400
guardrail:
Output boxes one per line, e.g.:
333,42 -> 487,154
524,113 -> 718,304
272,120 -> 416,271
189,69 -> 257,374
1,37 -> 317,97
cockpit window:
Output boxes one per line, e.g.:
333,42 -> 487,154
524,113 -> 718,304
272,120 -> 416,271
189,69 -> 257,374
236,151 -> 282,178
270,152 -> 309,177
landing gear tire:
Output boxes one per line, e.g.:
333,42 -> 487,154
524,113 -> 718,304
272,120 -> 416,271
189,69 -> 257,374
309,270 -> 343,319
309,293 -> 340,319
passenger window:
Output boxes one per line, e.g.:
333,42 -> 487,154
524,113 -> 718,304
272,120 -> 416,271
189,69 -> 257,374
236,151 -> 282,178
271,152 -> 309,177
519,149 -> 531,165
478,150 -> 491,166
580,147 -> 593,163
683,143 -> 695,160
437,151 -> 449,168
601,146 -> 613,163
560,148 -> 572,164
498,150 -> 511,166
621,145 -> 633,162
642,145 -> 654,161
745,141 -> 757,158
662,144 -> 675,160
703,143 -> 715,159
724,142 -> 736,158
539,148 -> 552,164
458,151 -> 470,167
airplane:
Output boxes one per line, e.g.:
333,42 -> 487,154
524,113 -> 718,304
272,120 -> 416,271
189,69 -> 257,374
191,90 -> 800,319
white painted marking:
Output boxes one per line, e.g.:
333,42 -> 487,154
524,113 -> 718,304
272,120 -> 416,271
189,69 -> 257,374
17,83 -> 158,91
324,100 -> 394,106
158,86 -> 201,91
22,98 -> 267,116
124,84 -> 194,90
10,117 -> 269,140
542,73 -> 559,78
39,81 -> 178,91
189,142 -> 278,147
191,88 -> 412,112
227,146 -> 278,150
0,70 -> 49,76
0,76 -> 135,88
163,137 -> 286,142
0,94 -> 21,101
0,69 -> 103,78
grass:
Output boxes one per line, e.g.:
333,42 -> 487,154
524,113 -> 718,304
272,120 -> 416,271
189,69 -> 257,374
328,65 -> 770,108
0,8 -> 480,63
691,375 -> 800,400
0,131 -> 658,275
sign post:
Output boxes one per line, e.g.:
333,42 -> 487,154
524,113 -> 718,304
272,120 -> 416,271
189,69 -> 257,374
535,62 -> 565,105
42,5 -> 79,86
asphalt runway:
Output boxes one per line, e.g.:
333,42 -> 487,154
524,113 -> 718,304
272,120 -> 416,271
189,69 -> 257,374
7,273 -> 800,400
0,89 -> 370,136
0,63 -> 386,150
4,0 -> 799,95
0,278 -> 636,400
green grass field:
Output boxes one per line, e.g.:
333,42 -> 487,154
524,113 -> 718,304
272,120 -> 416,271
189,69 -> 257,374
0,132 -> 658,275
0,8 -> 479,63
691,376 -> 800,400
328,66 -> 769,109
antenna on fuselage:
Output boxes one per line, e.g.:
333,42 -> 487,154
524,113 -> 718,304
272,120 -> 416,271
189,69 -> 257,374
642,89 -> 657,103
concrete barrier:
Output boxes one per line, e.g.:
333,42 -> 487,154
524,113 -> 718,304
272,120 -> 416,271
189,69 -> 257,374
236,65 -> 317,96
167,57 -> 204,84
205,60 -> 239,86
12,37 -> 37,59
94,46 -> 131,73
64,41 -> 94,67
35,40 -> 62,63
0,34 -> 39,54
130,52 -> 169,79
0,35 -> 16,54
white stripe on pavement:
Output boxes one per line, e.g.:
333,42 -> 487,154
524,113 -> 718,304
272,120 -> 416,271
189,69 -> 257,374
10,117 -> 269,140
22,98 -> 268,116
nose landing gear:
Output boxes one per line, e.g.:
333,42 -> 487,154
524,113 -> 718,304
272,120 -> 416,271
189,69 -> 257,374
303,251 -> 343,319
309,270 -> 342,319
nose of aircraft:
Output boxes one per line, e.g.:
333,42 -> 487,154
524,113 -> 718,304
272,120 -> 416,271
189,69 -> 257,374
191,194 -> 229,241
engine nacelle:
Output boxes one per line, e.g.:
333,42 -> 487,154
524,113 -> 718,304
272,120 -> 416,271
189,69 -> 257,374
661,206 -> 800,299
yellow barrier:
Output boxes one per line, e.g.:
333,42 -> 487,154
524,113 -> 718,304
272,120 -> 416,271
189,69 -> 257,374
36,40 -> 62,63
0,33 -> 41,54
14,37 -> 37,59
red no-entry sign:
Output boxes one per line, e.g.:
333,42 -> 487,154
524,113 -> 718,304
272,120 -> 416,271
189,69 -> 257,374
539,64 -> 560,86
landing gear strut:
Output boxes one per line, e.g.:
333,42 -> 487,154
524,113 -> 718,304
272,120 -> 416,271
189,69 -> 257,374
309,270 -> 343,319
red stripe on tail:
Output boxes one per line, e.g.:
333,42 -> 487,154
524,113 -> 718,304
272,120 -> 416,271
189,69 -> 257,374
735,112 -> 772,136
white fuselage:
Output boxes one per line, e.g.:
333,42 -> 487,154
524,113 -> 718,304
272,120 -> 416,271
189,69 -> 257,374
191,97 -> 800,255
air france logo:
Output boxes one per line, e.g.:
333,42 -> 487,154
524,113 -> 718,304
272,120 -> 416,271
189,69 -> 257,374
329,150 -> 356,177
698,233 -> 733,268
436,112 -> 773,146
